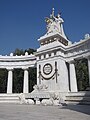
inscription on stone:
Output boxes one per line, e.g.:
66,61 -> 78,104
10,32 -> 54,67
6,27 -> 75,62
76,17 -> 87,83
43,63 -> 52,75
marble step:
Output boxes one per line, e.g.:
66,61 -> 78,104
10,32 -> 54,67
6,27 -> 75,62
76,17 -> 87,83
66,96 -> 90,101
65,100 -> 90,105
65,92 -> 90,105
0,94 -> 20,103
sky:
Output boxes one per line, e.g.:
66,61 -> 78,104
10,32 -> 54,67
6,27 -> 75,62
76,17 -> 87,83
0,0 -> 90,55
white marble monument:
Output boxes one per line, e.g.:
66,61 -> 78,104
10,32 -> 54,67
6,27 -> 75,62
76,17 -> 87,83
0,8 -> 90,104
29,8 -> 90,105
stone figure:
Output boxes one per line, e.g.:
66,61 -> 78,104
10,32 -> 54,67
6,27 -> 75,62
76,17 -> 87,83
45,8 -> 64,35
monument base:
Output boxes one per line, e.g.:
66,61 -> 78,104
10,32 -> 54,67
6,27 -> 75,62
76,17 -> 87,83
25,84 -> 68,105
0,94 -> 20,103
65,91 -> 90,105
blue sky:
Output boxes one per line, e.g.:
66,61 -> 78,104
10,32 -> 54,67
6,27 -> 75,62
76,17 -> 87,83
0,0 -> 90,55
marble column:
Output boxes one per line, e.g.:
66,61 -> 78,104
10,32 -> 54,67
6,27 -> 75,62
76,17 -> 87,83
69,61 -> 78,92
7,68 -> 13,93
88,57 -> 90,86
23,67 -> 29,93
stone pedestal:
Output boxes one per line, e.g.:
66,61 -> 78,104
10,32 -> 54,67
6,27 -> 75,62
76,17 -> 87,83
36,100 -> 40,105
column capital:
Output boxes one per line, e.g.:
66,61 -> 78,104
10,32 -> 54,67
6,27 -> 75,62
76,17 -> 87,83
83,55 -> 90,60
7,67 -> 13,93
6,67 -> 14,71
22,67 -> 29,70
66,59 -> 75,64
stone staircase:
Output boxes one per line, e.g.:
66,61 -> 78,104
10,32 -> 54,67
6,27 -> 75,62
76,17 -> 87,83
0,94 -> 20,103
65,91 -> 90,105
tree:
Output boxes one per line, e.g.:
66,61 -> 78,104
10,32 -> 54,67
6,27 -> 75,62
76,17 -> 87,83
13,48 -> 36,56
13,48 -> 24,56
13,69 -> 23,93
75,58 -> 89,91
25,48 -> 36,55
0,69 -> 8,93
28,67 -> 37,92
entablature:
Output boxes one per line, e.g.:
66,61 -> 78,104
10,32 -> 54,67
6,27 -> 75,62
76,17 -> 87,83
0,54 -> 36,69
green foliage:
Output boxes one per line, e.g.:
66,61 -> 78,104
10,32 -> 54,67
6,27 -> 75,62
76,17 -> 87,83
13,69 -> 23,93
13,67 -> 37,93
13,48 -> 36,56
13,48 -> 24,56
28,67 -> 37,92
75,58 -> 89,91
25,48 -> 36,55
0,69 -> 8,93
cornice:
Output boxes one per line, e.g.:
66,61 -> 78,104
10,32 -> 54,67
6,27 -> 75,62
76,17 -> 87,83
66,37 -> 90,51
0,54 -> 36,62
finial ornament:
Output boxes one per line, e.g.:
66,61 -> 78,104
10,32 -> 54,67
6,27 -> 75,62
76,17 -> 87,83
52,8 -> 55,17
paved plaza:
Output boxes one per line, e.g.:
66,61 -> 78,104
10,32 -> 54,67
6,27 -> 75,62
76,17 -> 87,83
0,104 -> 89,120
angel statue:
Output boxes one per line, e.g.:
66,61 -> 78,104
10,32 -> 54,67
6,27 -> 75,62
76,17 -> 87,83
45,8 -> 65,35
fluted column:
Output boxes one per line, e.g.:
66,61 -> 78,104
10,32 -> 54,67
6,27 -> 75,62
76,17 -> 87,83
7,68 -> 13,93
88,57 -> 90,86
69,60 -> 78,92
23,67 -> 29,93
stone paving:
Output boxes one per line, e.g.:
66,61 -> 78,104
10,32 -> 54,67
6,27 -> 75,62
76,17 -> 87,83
0,104 -> 90,120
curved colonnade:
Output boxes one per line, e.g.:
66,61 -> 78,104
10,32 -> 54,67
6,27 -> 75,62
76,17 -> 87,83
66,37 -> 90,91
0,36 -> 90,94
0,53 -> 36,94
